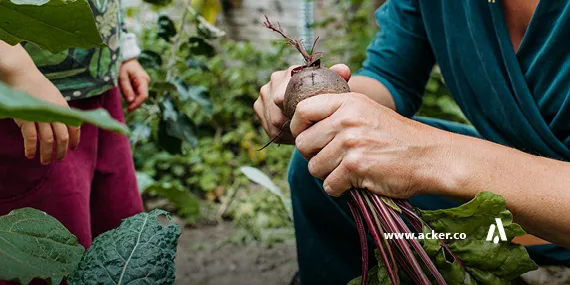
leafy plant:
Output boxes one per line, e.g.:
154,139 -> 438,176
0,208 -> 84,285
348,192 -> 538,285
69,210 -> 181,285
0,208 -> 181,285
128,1 -> 294,226
0,0 -> 105,53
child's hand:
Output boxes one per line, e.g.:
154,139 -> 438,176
119,59 -> 150,111
0,42 -> 80,164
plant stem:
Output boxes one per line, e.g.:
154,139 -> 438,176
166,0 -> 194,80
348,200 -> 369,285
351,190 -> 400,284
368,193 -> 432,285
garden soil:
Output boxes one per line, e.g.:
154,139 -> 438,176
175,221 -> 298,285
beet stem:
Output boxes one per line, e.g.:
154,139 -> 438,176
348,200 -> 370,285
397,201 -> 466,270
389,206 -> 447,284
350,190 -> 400,284
263,15 -> 311,63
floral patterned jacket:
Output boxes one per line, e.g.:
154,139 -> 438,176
23,0 -> 137,100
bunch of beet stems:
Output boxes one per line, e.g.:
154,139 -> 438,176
348,188 -> 465,285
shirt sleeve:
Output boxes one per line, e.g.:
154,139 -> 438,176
355,0 -> 435,117
119,1 -> 142,61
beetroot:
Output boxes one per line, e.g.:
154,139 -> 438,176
263,16 -> 349,119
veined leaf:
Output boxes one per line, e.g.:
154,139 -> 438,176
69,210 -> 181,285
0,0 -> 105,53
417,191 -> 538,285
0,208 -> 84,285
0,82 -> 129,134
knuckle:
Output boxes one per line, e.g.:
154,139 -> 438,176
25,133 -> 38,142
344,152 -> 363,173
270,71 -> 282,82
340,129 -> 362,148
260,84 -> 269,96
57,133 -> 69,144
270,116 -> 284,129
253,99 -> 262,112
295,100 -> 309,118
42,135 -> 54,145
307,159 -> 319,178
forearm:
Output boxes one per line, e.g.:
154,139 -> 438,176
349,75 -> 397,111
0,41 -> 42,83
431,132 -> 570,247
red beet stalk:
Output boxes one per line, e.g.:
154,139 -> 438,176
348,188 -> 450,285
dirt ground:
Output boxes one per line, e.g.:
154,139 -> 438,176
175,221 -> 298,285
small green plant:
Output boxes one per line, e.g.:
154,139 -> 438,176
0,208 -> 181,285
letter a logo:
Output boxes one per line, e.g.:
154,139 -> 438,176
486,218 -> 508,244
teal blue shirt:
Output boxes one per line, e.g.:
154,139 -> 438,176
356,0 -> 570,265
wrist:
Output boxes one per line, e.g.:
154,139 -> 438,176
0,42 -> 39,83
415,132 -> 473,198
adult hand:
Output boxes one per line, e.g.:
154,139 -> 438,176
290,92 -> 455,199
119,59 -> 150,111
255,64 -> 351,144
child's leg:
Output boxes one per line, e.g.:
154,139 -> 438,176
89,87 -> 144,238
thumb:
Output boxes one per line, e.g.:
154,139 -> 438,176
329,64 -> 351,82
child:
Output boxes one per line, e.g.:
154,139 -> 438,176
0,0 -> 148,250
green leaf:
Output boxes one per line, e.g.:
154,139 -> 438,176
188,37 -> 215,57
157,119 -> 183,154
148,182 -> 200,223
0,208 -> 84,285
417,192 -> 538,285
347,266 -> 380,285
159,96 -> 199,148
143,0 -> 172,6
185,56 -> 210,71
139,50 -> 163,69
0,82 -> 128,134
69,210 -> 181,285
136,172 -> 156,194
172,80 -> 213,114
0,0 -> 105,53
158,15 -> 177,41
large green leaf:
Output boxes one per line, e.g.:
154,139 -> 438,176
0,82 -> 128,134
0,0 -> 105,53
69,210 -> 181,285
417,192 -> 539,285
0,208 -> 84,285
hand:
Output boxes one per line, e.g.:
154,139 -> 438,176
290,92 -> 454,199
119,59 -> 150,111
5,71 -> 80,165
255,64 -> 351,144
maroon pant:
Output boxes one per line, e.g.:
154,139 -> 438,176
0,87 -> 143,251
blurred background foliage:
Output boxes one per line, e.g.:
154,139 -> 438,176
126,0 -> 467,244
